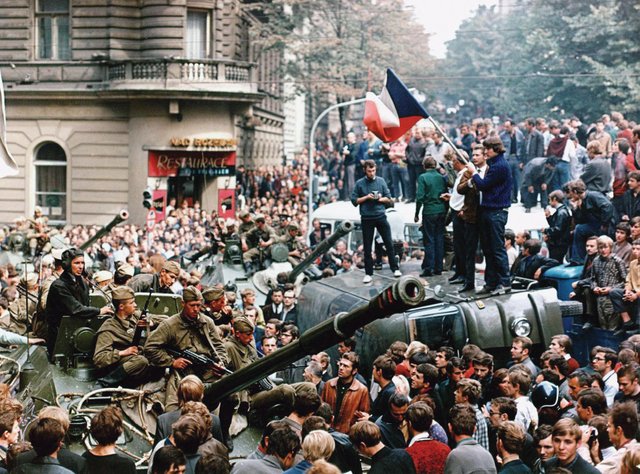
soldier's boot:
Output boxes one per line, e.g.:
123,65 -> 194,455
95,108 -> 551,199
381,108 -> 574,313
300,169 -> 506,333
95,366 -> 128,388
243,261 -> 254,276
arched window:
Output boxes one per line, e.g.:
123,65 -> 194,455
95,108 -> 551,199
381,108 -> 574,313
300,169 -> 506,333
35,142 -> 67,223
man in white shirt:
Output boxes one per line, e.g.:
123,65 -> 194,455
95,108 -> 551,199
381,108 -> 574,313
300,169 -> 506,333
592,346 -> 618,407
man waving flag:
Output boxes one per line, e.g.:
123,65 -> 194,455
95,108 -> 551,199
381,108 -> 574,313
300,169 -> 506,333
363,68 -> 429,142
0,70 -> 19,178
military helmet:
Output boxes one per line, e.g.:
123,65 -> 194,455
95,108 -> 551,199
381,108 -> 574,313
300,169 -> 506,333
531,381 -> 559,409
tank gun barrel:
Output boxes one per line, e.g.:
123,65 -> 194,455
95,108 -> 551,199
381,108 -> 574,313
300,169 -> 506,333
288,221 -> 354,283
205,276 -> 425,403
79,210 -> 129,252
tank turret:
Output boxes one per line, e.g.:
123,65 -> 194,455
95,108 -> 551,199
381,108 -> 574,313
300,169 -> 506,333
287,220 -> 354,283
79,209 -> 129,252
205,275 -> 424,403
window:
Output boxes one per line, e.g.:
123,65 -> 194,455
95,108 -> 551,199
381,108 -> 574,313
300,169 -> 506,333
186,9 -> 209,59
35,142 -> 67,223
36,0 -> 70,60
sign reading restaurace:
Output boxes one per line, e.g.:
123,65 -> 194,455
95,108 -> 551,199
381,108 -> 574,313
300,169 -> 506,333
148,150 -> 236,177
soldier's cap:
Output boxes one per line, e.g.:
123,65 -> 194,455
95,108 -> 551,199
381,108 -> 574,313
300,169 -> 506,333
51,248 -> 65,262
93,270 -> 113,283
239,210 -> 251,219
254,214 -> 266,223
20,272 -> 38,289
112,286 -> 135,302
115,262 -> 135,278
202,286 -> 225,302
225,218 -> 236,228
34,206 -> 43,214
162,260 -> 181,277
279,213 -> 291,220
182,285 -> 202,302
233,316 -> 255,333
287,222 -> 299,231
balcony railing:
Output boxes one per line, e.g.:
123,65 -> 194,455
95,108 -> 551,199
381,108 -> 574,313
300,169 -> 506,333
106,58 -> 253,84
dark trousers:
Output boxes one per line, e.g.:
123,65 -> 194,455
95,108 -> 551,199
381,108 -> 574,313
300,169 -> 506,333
507,157 -> 521,201
421,212 -> 446,273
572,284 -> 597,325
407,164 -> 423,201
522,185 -> 548,209
451,213 -> 465,277
461,218 -> 479,286
609,288 -> 640,322
552,160 -> 571,192
571,221 -> 601,264
548,244 -> 568,263
362,216 -> 398,275
381,161 -> 394,196
478,208 -> 510,288
390,164 -> 409,199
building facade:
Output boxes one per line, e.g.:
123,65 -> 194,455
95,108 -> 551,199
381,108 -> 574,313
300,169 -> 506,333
0,0 -> 284,225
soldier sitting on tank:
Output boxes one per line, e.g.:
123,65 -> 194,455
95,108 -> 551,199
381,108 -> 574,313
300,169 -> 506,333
278,222 -> 307,266
26,207 -> 55,257
241,214 -> 277,275
31,248 -> 64,339
3,272 -> 39,336
113,261 -> 135,287
275,214 -> 292,237
92,270 -> 115,300
144,286 -> 229,412
127,260 -> 181,294
237,209 -> 255,239
93,286 -> 166,388
45,248 -> 114,356
202,286 -> 236,336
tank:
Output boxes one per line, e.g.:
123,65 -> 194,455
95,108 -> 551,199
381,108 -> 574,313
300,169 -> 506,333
205,275 -> 425,403
78,209 -> 129,252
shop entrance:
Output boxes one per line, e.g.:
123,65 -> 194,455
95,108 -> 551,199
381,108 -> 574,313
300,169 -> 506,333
167,175 -> 206,207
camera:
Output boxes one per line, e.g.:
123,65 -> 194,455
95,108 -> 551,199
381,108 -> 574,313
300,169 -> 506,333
372,191 -> 380,200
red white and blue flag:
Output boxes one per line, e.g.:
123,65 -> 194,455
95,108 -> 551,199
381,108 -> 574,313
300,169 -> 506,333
363,68 -> 429,143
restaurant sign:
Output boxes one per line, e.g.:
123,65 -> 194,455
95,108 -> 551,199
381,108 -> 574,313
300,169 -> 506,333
148,150 -> 236,177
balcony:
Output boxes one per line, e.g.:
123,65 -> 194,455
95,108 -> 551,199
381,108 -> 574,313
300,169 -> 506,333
1,58 -> 259,101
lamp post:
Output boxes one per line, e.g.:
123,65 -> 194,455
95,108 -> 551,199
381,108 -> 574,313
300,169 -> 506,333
307,98 -> 366,229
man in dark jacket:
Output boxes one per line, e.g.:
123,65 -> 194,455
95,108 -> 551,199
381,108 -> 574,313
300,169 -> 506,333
511,239 -> 560,281
580,140 -> 612,194
568,179 -> 615,265
521,156 -> 556,212
406,128 -> 428,202
621,171 -> 640,221
45,248 -> 113,356
524,117 -> 545,164
350,421 -> 416,474
544,190 -> 572,262
543,419 -> 599,473
466,137 -> 513,294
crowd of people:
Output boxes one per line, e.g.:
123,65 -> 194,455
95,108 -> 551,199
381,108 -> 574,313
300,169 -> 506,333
1,110 -> 640,473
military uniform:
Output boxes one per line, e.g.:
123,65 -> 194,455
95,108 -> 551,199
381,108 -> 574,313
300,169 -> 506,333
144,311 -> 229,411
93,310 -> 166,377
127,272 -> 173,294
278,224 -> 307,266
237,212 -> 255,239
242,222 -> 277,264
5,296 -> 38,335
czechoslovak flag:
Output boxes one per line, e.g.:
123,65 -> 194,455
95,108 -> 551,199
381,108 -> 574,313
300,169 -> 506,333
363,68 -> 429,143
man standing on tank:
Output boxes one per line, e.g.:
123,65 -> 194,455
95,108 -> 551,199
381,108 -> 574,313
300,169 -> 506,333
465,137 -> 513,295
351,160 -> 402,284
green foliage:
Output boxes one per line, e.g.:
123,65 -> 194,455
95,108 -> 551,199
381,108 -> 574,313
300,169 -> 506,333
441,0 -> 640,122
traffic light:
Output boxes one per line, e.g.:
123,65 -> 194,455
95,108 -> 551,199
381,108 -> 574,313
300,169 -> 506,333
142,188 -> 153,209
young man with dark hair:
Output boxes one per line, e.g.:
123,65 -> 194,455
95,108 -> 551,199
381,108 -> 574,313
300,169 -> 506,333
471,352 -> 494,406
435,346 -> 455,382
549,335 -> 579,374
0,408 -> 20,471
314,405 -> 362,474
321,352 -> 370,434
615,364 -> 640,410
465,136 -> 513,295
282,389 -> 322,438
83,406 -> 136,473
370,355 -> 397,420
508,369 -> 538,432
151,446 -> 187,474
444,404 -> 496,473
575,389 -> 607,424
374,393 -> 410,449
351,160 -> 402,283
591,346 -> 618,406
405,402 -> 450,474
509,336 -> 539,378
496,421 -> 530,473
544,190 -> 572,263
595,402 -> 639,472
349,421 -> 415,474
12,419 -> 71,474
543,419 -> 599,473
510,239 -> 560,281
437,357 -> 466,418
232,426 -> 300,473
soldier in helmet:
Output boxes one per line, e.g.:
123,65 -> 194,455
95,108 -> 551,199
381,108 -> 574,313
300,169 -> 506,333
3,273 -> 39,335
45,248 -> 114,355
278,221 -> 307,266
242,214 -> 277,275
237,210 -> 255,241
144,286 -> 229,411
93,286 -> 166,387
127,260 -> 180,294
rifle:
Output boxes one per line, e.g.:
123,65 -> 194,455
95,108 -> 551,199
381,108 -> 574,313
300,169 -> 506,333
132,289 -> 153,347
166,348 -> 273,394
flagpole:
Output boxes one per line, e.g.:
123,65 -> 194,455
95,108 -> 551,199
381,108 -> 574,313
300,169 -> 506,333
307,98 -> 367,232
426,116 -> 469,165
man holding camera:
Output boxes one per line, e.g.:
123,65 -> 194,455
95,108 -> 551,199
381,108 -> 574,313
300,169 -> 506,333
351,160 -> 402,283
